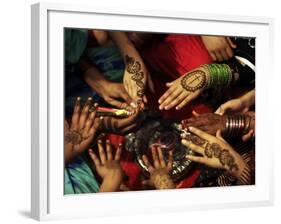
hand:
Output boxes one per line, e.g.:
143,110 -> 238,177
158,68 -> 208,110
142,147 -> 175,189
182,113 -> 227,136
215,98 -> 249,115
215,90 -> 255,115
89,139 -> 124,192
201,36 -> 236,61
123,54 -> 151,105
181,127 -> 250,183
99,108 -> 144,135
64,97 -> 100,164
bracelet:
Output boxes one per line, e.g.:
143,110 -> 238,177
203,64 -> 233,88
224,115 -> 252,138
237,164 -> 252,185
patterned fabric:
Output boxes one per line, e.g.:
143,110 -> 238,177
64,154 -> 100,194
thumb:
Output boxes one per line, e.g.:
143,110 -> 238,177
142,179 -> 154,187
216,130 -> 227,143
226,37 -> 237,49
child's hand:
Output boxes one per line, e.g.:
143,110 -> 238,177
64,97 -> 100,164
158,68 -> 208,110
142,147 -> 175,189
89,139 -> 124,192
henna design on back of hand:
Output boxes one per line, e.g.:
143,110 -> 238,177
181,70 -> 207,92
125,55 -> 145,97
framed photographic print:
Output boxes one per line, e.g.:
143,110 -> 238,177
31,2 -> 274,221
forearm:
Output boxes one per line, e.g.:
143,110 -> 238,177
79,57 -> 108,91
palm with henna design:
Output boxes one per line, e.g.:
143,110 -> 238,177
142,147 -> 175,189
65,97 -> 101,164
89,139 -> 124,192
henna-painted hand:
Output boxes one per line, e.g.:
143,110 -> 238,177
158,68 -> 208,110
124,54 -> 154,106
182,113 -> 227,136
64,97 -> 101,164
181,127 -> 248,180
89,139 -> 124,192
99,108 -> 144,135
201,36 -> 236,62
142,147 -> 175,189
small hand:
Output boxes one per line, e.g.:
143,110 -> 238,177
201,36 -> 236,62
142,147 -> 175,189
65,97 -> 100,164
89,139 -> 124,192
181,113 -> 227,136
181,127 -> 248,180
158,68 -> 208,110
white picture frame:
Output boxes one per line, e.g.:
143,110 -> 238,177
31,2 -> 274,221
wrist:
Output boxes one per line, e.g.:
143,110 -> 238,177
152,172 -> 175,189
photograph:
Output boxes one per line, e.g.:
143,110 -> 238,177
63,29 -> 256,194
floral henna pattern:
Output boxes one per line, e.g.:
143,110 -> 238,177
125,55 -> 145,97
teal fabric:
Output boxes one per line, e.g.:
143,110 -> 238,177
65,29 -> 88,64
64,155 -> 100,194
86,46 -> 124,82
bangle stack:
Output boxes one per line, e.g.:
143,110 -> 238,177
202,64 -> 232,89
224,115 -> 251,138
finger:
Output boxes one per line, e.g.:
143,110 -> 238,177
220,49 -> 229,61
163,91 -> 187,110
166,81 -> 176,87
188,126 -> 215,142
175,92 -> 198,110
225,46 -> 234,59
186,155 -> 206,165
215,104 -> 229,115
167,150 -> 173,170
242,107 -> 249,114
158,85 -> 177,104
71,97 -> 81,130
142,155 -> 154,173
79,97 -> 92,130
214,51 -> 223,62
143,95 -> 148,104
120,90 -> 133,105
105,139 -> 113,161
181,139 -> 204,155
115,143 -> 122,161
106,97 -> 126,109
242,129 -> 254,142
159,89 -> 182,110
89,117 -> 101,136
157,147 -> 166,168
119,109 -> 140,127
226,37 -> 237,48
216,130 -> 227,143
64,120 -> 70,131
97,139 -> 106,164
89,149 -> 101,167
151,147 -> 160,169
84,103 -> 98,133
192,110 -> 200,117
210,52 -> 217,61
120,123 -> 139,135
